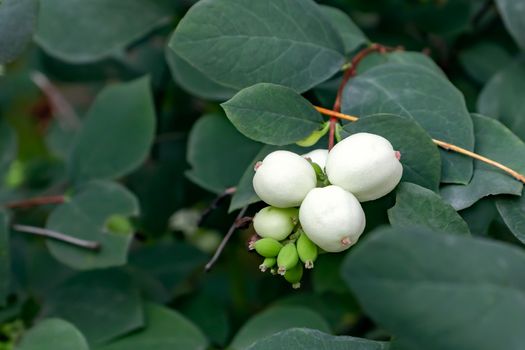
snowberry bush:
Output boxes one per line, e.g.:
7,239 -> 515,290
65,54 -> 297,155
1,0 -> 525,349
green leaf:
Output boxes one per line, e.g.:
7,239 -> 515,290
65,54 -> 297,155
312,254 -> 348,294
441,114 -> 525,210
186,113 -> 262,194
180,293 -> 230,346
319,6 -> 368,54
477,57 -> 525,140
222,83 -> 323,145
169,0 -> 345,93
459,198 -> 497,236
0,211 -> 9,306
230,306 -> 331,350
495,0 -> 525,50
16,318 -> 89,350
47,270 -> 143,345
68,77 -> 156,184
46,181 -> 139,270
342,226 -> 525,350
459,42 -> 511,84
96,303 -> 208,350
0,0 -> 38,64
342,63 -> 474,184
496,191 -> 525,244
165,47 -> 236,101
35,0 -> 173,63
342,114 -> 441,192
129,241 -> 207,292
248,328 -> 389,350
0,119 -> 16,182
357,52 -> 446,78
388,182 -> 470,235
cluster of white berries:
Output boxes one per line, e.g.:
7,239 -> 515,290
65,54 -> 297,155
249,133 -> 403,288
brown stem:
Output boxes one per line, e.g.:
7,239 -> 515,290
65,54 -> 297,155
205,206 -> 248,272
328,44 -> 403,150
12,224 -> 101,250
198,187 -> 237,227
314,106 -> 525,185
5,195 -> 66,209
30,71 -> 81,130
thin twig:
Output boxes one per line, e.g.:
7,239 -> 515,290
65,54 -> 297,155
198,187 -> 237,227
315,107 -> 358,122
314,106 -> 525,185
432,140 -> 525,183
5,195 -> 66,209
30,71 -> 81,130
328,44 -> 402,150
205,206 -> 248,272
12,224 -> 101,250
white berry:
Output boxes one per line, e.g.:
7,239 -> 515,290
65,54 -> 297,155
302,149 -> 328,170
325,133 -> 402,202
253,206 -> 298,241
253,150 -> 316,208
299,185 -> 365,252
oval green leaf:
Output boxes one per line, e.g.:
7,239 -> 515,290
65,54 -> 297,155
0,0 -> 38,64
496,191 -> 525,244
230,306 -> 331,350
343,226 -> 525,350
388,182 -> 470,235
222,83 -> 323,145
186,113 -> 262,194
248,328 -> 389,350
97,303 -> 208,350
169,0 -> 345,93
477,57 -> 525,140
36,0 -> 173,63
165,47 -> 236,101
46,270 -> 143,345
495,0 -> 525,50
16,318 -> 89,350
46,181 -> 139,270
319,6 -> 368,54
68,77 -> 156,184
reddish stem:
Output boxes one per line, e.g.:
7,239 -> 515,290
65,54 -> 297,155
328,43 -> 403,150
5,195 -> 66,209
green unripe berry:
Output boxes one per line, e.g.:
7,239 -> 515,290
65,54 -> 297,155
277,242 -> 299,275
253,206 -> 298,241
253,238 -> 283,258
284,263 -> 304,289
259,257 -> 276,272
296,122 -> 330,147
296,231 -> 318,269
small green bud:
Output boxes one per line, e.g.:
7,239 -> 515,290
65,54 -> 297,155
105,215 -> 134,235
335,123 -> 344,143
297,231 -> 318,269
284,263 -> 304,289
277,242 -> 299,275
259,257 -> 276,272
254,238 -> 283,258
296,122 -> 330,147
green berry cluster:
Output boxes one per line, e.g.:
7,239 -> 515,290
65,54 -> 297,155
249,207 -> 319,289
